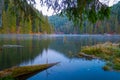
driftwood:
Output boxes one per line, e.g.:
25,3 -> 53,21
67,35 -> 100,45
3,45 -> 24,48
0,62 -> 60,80
78,52 -> 99,59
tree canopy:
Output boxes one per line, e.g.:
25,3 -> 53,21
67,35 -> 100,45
41,0 -> 110,25
4,0 -> 110,25
0,0 -> 53,34
49,2 -> 120,34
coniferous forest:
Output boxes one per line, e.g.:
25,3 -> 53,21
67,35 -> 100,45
1,0 -> 120,34
0,0 -> 53,34
49,2 -> 120,34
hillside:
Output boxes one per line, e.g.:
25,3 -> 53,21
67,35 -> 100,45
49,2 -> 120,34
49,15 -> 80,34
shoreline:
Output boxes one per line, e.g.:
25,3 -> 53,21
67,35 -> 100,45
79,42 -> 120,71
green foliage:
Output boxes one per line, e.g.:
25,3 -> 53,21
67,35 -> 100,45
1,0 -> 120,34
0,0 -> 53,34
49,1 -> 120,34
42,0 -> 110,25
4,0 -> 111,25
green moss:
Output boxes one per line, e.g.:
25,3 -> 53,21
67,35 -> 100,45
11,65 -> 49,77
0,63 -> 59,79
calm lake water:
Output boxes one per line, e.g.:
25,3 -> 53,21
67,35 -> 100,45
0,34 -> 120,80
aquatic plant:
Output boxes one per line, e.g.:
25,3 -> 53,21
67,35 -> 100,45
80,42 -> 120,71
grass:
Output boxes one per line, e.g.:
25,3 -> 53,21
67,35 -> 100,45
80,42 -> 120,71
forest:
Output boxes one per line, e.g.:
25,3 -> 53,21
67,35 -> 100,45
0,0 -> 53,34
49,2 -> 120,34
0,0 -> 120,34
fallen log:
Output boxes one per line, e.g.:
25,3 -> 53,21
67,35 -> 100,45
0,62 -> 60,80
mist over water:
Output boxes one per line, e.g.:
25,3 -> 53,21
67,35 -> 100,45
0,34 -> 120,80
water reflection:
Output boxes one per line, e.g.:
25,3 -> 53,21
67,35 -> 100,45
0,34 -> 120,80
20,49 -> 69,66
28,60 -> 120,80
0,34 -> 51,70
49,35 -> 120,58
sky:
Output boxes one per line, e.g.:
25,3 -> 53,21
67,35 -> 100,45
35,0 -> 120,16
99,0 -> 120,6
35,0 -> 54,16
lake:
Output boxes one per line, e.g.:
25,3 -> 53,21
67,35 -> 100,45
0,34 -> 120,80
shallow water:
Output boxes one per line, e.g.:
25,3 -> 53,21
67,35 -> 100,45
0,34 -> 120,80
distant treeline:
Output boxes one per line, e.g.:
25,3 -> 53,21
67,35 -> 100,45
49,2 -> 120,34
0,0 -> 53,34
